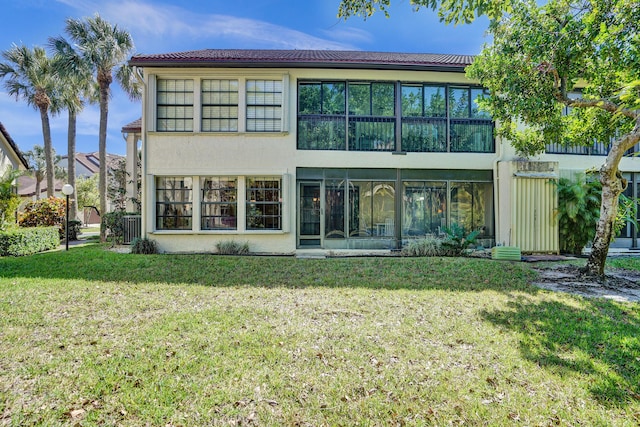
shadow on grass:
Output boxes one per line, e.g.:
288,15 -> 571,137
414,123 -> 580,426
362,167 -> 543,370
482,297 -> 640,406
0,244 -> 538,293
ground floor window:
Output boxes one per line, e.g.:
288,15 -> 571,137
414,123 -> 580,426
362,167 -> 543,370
246,177 -> 282,230
154,175 -> 283,233
156,177 -> 193,230
297,168 -> 494,249
201,177 -> 237,230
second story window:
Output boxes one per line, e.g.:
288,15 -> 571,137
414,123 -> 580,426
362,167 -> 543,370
298,82 -> 346,150
348,82 -> 395,151
448,86 -> 493,152
246,80 -> 283,132
201,79 -> 238,132
401,85 -> 447,152
157,79 -> 194,132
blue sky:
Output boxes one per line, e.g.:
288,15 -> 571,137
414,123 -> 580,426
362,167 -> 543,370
0,0 -> 490,157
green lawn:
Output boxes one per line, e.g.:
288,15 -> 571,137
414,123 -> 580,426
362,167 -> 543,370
1,246 -> 639,426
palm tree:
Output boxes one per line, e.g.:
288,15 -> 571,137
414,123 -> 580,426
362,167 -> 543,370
61,14 -> 140,240
24,146 -> 46,200
0,45 -> 60,198
24,145 -> 64,200
49,36 -> 97,221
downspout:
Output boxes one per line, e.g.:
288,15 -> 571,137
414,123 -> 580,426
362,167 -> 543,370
492,127 -> 504,247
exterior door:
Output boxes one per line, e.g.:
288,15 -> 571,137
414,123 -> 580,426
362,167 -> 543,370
298,182 -> 322,247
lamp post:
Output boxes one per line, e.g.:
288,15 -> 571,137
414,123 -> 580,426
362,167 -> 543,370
62,184 -> 74,251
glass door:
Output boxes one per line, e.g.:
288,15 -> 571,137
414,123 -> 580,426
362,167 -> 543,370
298,182 -> 322,247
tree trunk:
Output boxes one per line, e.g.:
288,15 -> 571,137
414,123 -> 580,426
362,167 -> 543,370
584,126 -> 640,278
584,166 -> 623,278
35,177 -> 41,200
98,79 -> 110,242
68,109 -> 77,220
39,106 -> 55,198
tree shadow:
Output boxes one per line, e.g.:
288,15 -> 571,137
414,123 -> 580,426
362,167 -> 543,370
0,244 -> 539,294
482,295 -> 640,406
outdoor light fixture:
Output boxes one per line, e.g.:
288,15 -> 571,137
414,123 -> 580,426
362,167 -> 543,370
62,184 -> 74,251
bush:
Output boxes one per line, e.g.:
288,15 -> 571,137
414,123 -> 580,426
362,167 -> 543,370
215,240 -> 250,255
67,219 -> 82,241
401,236 -> 445,257
130,237 -> 158,254
0,226 -> 59,256
19,197 -> 65,228
554,175 -> 601,254
19,197 -> 80,241
441,224 -> 480,256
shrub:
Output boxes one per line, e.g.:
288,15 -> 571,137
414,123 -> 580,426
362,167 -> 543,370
19,197 -> 66,228
0,226 -> 59,256
441,224 -> 480,256
215,240 -> 250,255
554,175 -> 602,254
67,219 -> 82,241
401,236 -> 445,257
130,237 -> 158,254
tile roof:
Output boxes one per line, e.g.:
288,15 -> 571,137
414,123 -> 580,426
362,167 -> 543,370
129,49 -> 473,71
0,121 -> 29,169
122,118 -> 141,133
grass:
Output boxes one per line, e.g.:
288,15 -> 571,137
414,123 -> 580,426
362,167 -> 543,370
1,246 -> 639,426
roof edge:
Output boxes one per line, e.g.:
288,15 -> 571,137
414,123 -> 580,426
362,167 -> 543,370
0,122 -> 29,170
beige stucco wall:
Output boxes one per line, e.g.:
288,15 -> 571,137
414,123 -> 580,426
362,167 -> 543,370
137,65 -> 640,253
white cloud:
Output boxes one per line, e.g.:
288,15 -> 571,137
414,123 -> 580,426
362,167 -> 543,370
56,0 -> 358,51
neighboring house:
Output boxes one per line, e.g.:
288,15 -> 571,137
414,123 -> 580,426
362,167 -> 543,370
57,151 -> 124,179
0,121 -> 29,174
127,49 -> 640,254
19,152 -> 124,225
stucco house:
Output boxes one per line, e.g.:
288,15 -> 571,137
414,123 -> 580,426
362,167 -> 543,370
0,122 -> 29,175
127,49 -> 640,254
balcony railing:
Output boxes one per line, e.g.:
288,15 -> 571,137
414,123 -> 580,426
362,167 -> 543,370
401,118 -> 447,152
348,117 -> 395,151
546,141 -> 640,156
450,119 -> 494,153
297,116 -> 346,150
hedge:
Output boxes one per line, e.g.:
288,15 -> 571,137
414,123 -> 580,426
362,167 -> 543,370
0,227 -> 60,256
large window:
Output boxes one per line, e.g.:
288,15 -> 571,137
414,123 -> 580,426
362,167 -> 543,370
246,80 -> 283,132
201,177 -> 237,230
298,81 -> 493,153
246,177 -> 282,230
348,82 -> 395,151
402,182 -> 447,236
450,182 -> 493,238
297,82 -> 346,150
156,177 -> 192,230
448,87 -> 493,152
157,79 -> 194,132
201,79 -> 238,132
401,85 -> 447,152
349,181 -> 396,237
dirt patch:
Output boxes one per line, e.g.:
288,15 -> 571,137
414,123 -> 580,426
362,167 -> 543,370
532,264 -> 640,302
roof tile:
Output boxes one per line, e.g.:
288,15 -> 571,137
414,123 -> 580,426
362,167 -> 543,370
129,49 -> 473,70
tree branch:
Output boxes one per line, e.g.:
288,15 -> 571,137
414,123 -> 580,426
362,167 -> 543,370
558,96 -> 638,120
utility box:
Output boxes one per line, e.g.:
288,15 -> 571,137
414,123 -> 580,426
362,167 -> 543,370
492,246 -> 522,261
